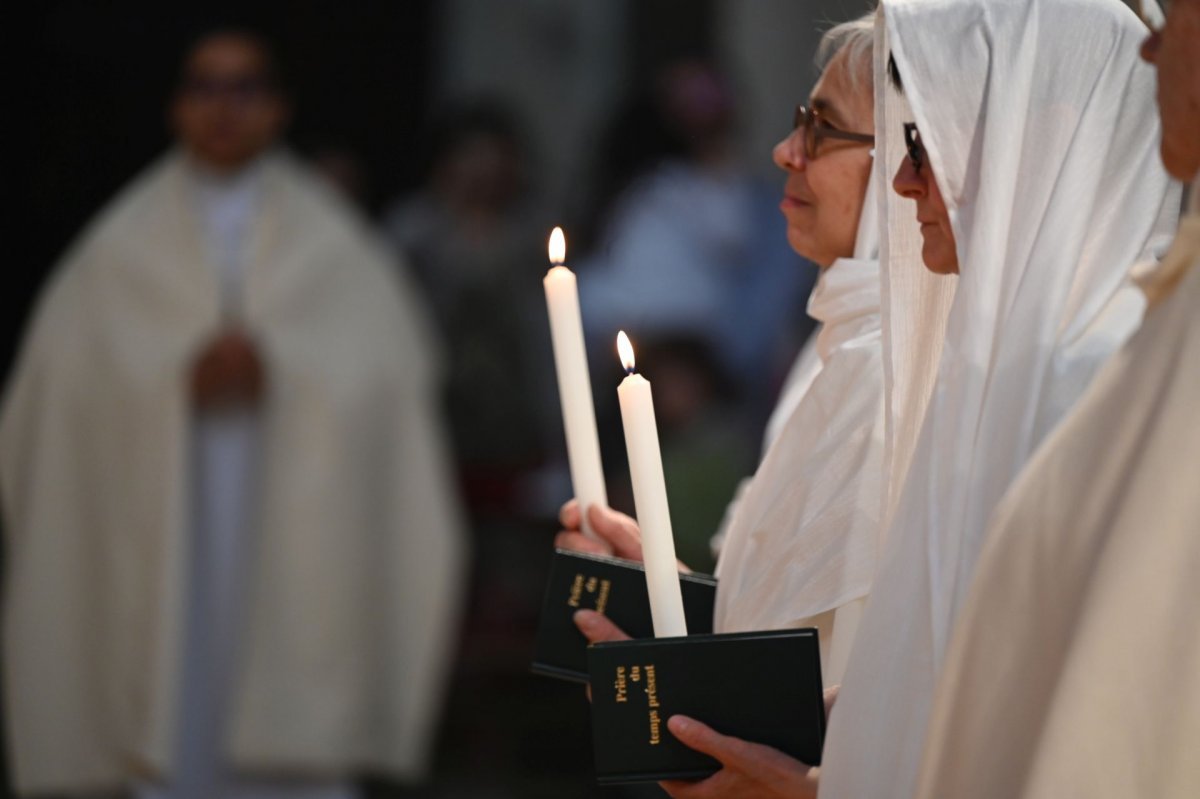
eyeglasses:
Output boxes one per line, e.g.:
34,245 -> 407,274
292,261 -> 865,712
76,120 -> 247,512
903,122 -> 924,173
792,104 -> 875,161
180,75 -> 277,102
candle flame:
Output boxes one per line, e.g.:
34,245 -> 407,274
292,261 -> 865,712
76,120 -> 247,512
617,330 -> 636,373
548,226 -> 566,264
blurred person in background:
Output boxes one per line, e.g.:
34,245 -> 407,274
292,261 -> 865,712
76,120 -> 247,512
382,100 -> 554,521
0,29 -> 465,799
579,60 -> 814,427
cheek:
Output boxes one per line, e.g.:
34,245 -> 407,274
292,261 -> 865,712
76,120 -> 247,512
810,160 -> 868,240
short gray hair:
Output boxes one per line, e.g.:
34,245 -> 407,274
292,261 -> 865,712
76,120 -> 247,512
815,10 -> 876,94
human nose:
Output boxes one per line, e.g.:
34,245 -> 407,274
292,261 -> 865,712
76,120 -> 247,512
773,128 -> 807,172
1140,31 -> 1161,64
893,156 -> 925,199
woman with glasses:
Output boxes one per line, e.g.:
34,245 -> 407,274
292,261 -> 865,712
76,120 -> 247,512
915,1 -> 1200,795
558,11 -> 888,797
817,1 -> 1181,797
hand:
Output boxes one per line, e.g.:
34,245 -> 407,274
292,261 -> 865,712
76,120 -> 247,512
659,716 -> 819,799
573,608 -> 632,644
554,500 -> 644,560
554,500 -> 690,572
574,609 -> 631,703
189,328 -> 265,410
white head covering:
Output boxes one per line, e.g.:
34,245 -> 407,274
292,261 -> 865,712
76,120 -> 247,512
915,182 -> 1199,799
714,167 -> 882,641
820,1 -> 1180,796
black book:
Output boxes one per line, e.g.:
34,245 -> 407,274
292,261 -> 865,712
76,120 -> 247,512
531,548 -> 718,683
586,629 -> 825,785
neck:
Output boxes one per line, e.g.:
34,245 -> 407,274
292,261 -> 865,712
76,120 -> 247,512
185,151 -> 269,183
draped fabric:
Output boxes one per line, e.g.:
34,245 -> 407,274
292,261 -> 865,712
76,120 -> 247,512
714,170 -> 883,684
0,151 -> 468,795
820,2 -> 1180,796
916,182 -> 1200,799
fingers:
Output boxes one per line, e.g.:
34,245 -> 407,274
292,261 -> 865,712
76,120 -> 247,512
823,685 -> 840,716
660,779 -> 709,798
554,530 -> 611,556
587,505 -> 644,561
666,715 -> 754,770
573,609 -> 631,643
559,499 -> 580,530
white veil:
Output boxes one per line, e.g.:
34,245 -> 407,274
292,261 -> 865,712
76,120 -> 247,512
820,1 -> 1180,796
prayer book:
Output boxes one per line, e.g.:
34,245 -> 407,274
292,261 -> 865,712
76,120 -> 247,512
587,629 -> 824,784
531,548 -> 717,682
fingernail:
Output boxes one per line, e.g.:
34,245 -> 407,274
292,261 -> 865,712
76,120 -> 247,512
574,610 -> 598,630
668,715 -> 692,734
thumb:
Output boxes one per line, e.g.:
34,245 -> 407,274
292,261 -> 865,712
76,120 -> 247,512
667,715 -> 753,770
573,609 -> 632,643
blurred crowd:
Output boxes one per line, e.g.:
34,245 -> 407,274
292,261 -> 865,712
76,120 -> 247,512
3,3 -> 836,797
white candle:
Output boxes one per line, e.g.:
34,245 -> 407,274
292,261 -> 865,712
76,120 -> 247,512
615,331 -> 687,637
543,227 -> 608,539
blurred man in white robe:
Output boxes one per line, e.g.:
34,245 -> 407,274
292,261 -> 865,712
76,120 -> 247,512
916,2 -> 1199,796
0,31 -> 466,798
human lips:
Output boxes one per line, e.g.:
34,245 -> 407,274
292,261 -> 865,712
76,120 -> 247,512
781,194 -> 812,210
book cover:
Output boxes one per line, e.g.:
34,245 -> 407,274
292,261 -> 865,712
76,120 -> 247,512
587,629 -> 824,784
531,548 -> 717,683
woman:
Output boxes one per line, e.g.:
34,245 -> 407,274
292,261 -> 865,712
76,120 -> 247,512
559,12 -> 884,796
818,1 -> 1180,797
561,12 -> 880,674
916,3 -> 1200,794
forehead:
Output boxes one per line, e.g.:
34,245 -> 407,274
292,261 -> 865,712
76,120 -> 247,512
810,48 -> 873,122
184,35 -> 270,77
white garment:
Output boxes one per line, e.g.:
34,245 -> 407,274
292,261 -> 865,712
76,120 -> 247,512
819,2 -> 1181,797
916,184 -> 1200,798
0,151 -> 467,796
707,337 -> 820,561
714,170 -> 883,684
134,163 -> 356,799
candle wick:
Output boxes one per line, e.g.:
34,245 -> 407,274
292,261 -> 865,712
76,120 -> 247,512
625,366 -> 636,376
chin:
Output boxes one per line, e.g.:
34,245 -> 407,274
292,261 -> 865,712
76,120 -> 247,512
921,241 -> 959,275
1161,140 -> 1200,183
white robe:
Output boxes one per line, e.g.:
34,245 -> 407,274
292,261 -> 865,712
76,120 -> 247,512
915,187 -> 1200,799
819,2 -> 1181,797
0,151 -> 467,796
714,171 -> 883,684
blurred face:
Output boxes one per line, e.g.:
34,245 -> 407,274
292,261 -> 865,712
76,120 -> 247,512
772,48 -> 875,268
171,34 -> 288,172
892,127 -> 959,274
1141,0 -> 1200,180
436,133 -> 522,216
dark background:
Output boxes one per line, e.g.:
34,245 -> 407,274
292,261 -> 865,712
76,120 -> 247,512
4,3 -> 720,797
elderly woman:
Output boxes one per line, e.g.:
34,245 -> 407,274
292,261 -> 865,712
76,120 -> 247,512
558,11 -> 884,797
817,1 -> 1181,798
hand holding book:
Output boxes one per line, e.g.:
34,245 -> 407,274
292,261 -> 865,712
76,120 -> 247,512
576,611 -> 824,796
659,688 -> 839,799
660,715 -> 820,799
555,500 -> 692,573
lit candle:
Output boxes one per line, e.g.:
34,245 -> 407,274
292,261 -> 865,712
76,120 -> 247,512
543,227 -> 608,539
615,331 -> 687,637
